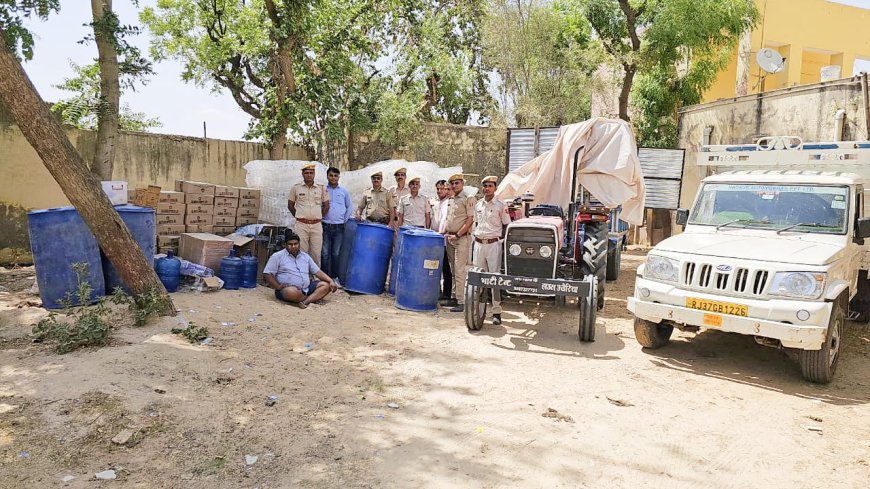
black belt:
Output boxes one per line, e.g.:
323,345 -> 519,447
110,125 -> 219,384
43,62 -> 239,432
322,222 -> 345,227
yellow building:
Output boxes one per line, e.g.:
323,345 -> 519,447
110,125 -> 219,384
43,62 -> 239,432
703,0 -> 870,102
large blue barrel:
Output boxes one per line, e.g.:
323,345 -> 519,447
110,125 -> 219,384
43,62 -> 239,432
219,250 -> 243,290
241,251 -> 258,288
102,204 -> 155,293
337,218 -> 360,285
395,229 -> 445,312
27,207 -> 105,308
388,226 -> 413,295
155,250 -> 181,292
345,222 -> 393,295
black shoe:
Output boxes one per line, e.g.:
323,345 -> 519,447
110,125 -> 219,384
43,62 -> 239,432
439,298 -> 457,307
449,304 -> 464,313
492,314 -> 502,325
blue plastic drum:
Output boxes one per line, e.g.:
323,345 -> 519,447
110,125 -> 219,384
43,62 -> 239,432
27,207 -> 105,308
337,218 -> 359,285
388,226 -> 414,295
345,222 -> 393,295
395,229 -> 445,312
102,204 -> 156,293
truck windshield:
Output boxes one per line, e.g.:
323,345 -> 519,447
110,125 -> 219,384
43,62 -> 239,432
689,183 -> 849,234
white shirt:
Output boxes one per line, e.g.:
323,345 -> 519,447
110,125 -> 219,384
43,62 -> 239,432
437,198 -> 450,233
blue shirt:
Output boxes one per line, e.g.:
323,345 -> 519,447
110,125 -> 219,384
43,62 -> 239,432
323,184 -> 353,224
263,249 -> 320,290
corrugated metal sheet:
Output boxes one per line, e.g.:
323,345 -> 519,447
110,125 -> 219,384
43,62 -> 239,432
638,148 -> 684,179
643,180 -> 683,209
537,127 -> 560,154
507,129 -> 537,172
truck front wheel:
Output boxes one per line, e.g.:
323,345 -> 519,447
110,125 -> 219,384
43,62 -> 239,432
798,300 -> 844,384
634,317 -> 673,349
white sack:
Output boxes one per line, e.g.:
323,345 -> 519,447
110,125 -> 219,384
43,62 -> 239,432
496,118 -> 646,225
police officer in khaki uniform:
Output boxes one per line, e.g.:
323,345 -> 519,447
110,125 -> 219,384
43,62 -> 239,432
440,173 -> 476,312
288,163 -> 330,267
473,175 -> 512,325
397,177 -> 431,228
356,171 -> 396,226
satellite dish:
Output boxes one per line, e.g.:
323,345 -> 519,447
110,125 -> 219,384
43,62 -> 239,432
756,48 -> 785,74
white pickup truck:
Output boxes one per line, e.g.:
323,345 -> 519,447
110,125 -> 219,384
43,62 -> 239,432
628,137 -> 870,383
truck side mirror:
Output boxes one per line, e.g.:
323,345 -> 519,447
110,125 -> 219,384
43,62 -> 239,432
676,208 -> 689,226
856,217 -> 870,239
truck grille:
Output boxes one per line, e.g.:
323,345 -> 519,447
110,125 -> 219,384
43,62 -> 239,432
683,262 -> 769,296
505,227 -> 556,279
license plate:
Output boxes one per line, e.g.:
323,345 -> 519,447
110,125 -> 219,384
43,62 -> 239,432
685,298 -> 748,317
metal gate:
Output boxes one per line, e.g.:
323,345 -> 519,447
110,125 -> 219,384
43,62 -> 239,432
506,127 -> 685,210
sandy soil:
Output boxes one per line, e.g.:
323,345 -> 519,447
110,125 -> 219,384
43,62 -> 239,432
1,251 -> 868,488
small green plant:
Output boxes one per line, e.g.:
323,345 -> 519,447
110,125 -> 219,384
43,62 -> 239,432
32,263 -> 111,354
171,322 -> 209,343
109,285 -> 169,327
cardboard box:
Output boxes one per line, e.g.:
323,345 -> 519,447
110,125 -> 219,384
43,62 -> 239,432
157,214 -> 184,226
212,226 -> 236,235
227,233 -> 255,255
156,202 -> 185,215
131,185 -> 161,209
238,198 -> 261,210
128,188 -> 138,202
184,193 -> 214,205
184,214 -> 214,226
181,181 -> 215,195
186,204 -> 214,216
102,181 -> 128,205
174,180 -> 184,192
158,191 -> 184,204
157,235 -> 180,248
236,216 -> 258,226
185,224 -> 214,233
215,206 -> 236,217
214,197 -> 239,208
213,215 -> 236,227
179,233 -> 233,272
236,187 -> 261,200
215,185 -> 239,198
157,224 -> 186,235
236,207 -> 259,218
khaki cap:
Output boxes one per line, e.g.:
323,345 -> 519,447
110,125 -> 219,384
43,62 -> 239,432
394,167 -> 407,176
481,175 -> 498,185
301,163 -> 316,171
448,173 -> 465,182
371,171 -> 383,178
409,177 -> 421,183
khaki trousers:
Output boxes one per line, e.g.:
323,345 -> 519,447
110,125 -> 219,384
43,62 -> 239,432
473,240 -> 503,314
446,235 -> 470,304
295,221 -> 323,267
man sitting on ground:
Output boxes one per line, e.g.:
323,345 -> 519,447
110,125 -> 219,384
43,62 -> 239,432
263,233 -> 337,308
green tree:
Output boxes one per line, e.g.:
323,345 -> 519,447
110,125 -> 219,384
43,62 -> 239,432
0,0 -> 59,60
482,0 -> 600,127
51,61 -> 161,132
557,0 -> 757,146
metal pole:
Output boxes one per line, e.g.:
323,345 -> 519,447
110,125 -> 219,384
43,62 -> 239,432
862,72 -> 870,140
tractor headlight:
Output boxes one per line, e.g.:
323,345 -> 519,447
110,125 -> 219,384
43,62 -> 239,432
508,244 -> 521,256
645,254 -> 679,282
539,245 -> 552,258
769,272 -> 825,299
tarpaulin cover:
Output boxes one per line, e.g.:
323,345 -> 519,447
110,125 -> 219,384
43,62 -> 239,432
496,118 -> 646,225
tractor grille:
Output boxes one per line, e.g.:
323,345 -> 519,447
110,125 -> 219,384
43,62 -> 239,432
682,262 -> 769,296
505,227 -> 556,279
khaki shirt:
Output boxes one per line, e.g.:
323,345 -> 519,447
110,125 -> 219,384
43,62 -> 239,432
289,183 -> 329,220
473,197 -> 511,239
389,185 -> 411,208
398,193 -> 431,227
446,190 -> 476,234
359,187 -> 395,220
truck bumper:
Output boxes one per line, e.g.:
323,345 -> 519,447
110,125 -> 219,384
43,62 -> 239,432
627,277 -> 830,350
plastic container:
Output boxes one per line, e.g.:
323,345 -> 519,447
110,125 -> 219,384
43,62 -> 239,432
388,226 -> 414,295
241,250 -> 258,288
155,250 -> 181,292
218,250 -> 243,290
27,207 -> 105,308
345,222 -> 393,295
102,204 -> 156,293
337,218 -> 359,285
395,229 -> 445,311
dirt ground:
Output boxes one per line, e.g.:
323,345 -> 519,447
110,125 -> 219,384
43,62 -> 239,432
1,250 -> 869,488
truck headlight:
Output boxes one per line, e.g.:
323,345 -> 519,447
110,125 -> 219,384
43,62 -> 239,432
769,272 -> 826,299
645,255 -> 679,282
539,245 -> 552,258
509,244 -> 521,256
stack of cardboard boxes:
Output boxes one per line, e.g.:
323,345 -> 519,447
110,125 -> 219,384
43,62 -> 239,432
156,190 -> 185,254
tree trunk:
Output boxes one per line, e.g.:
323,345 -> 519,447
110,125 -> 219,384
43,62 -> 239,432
0,29 -> 175,316
618,64 -> 636,122
735,27 -> 752,97
269,130 -> 287,160
90,0 -> 121,180
345,124 -> 356,170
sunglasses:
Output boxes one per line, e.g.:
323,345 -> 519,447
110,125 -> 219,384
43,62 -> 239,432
371,176 -> 382,180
